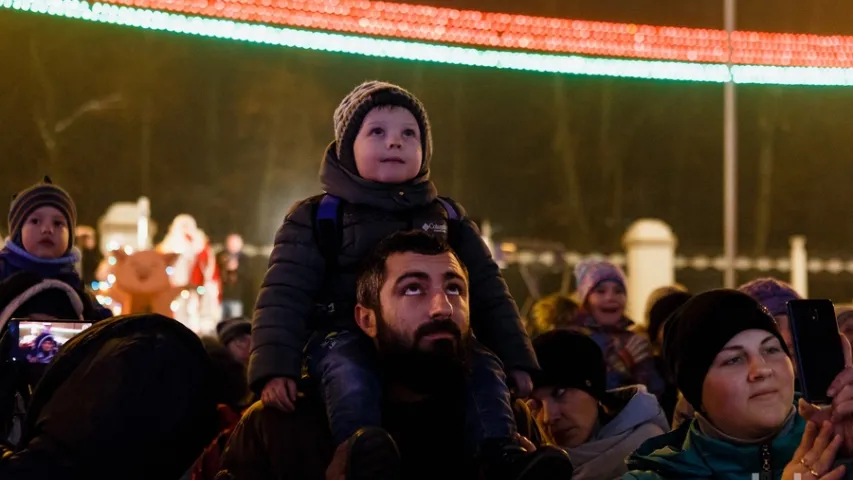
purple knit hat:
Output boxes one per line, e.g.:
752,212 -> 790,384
574,259 -> 627,303
737,277 -> 801,317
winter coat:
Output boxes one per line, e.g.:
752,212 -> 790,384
0,243 -> 112,320
568,385 -> 669,480
249,143 -> 536,390
571,317 -> 666,398
624,397 -> 853,480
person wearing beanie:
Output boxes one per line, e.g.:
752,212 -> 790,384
530,330 -> 667,480
250,81 -> 540,477
216,317 -> 251,365
571,258 -> 665,400
0,176 -> 83,289
739,277 -> 801,354
625,289 -> 853,480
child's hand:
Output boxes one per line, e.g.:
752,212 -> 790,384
508,369 -> 533,398
261,377 -> 299,412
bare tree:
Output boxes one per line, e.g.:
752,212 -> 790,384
29,38 -> 123,179
753,88 -> 785,254
551,75 -> 590,244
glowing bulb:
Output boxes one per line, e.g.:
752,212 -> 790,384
107,274 -> 116,284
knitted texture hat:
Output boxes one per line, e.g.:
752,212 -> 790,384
333,81 -> 432,175
647,289 -> 693,345
663,289 -> 790,410
531,329 -> 607,400
738,277 -> 801,318
574,259 -> 627,303
9,176 -> 76,251
216,318 -> 251,346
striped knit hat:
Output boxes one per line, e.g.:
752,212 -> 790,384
9,176 -> 77,251
333,81 -> 432,176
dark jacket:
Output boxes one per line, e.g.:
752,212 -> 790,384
0,243 -> 112,320
249,143 -> 537,390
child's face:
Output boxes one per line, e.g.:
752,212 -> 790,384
21,205 -> 70,259
352,106 -> 423,184
586,280 -> 626,327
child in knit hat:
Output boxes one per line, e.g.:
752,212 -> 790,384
0,177 -> 81,288
570,259 -> 665,398
250,81 -> 555,477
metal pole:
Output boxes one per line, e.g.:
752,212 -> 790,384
723,0 -> 737,288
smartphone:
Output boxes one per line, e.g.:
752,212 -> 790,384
6,319 -> 92,364
787,300 -> 846,404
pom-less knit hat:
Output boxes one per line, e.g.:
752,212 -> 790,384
8,176 -> 76,251
216,318 -> 251,346
663,289 -> 790,410
531,329 -> 607,400
738,277 -> 801,318
333,81 -> 432,176
574,259 -> 627,304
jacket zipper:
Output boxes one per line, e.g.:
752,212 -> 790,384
760,444 -> 772,480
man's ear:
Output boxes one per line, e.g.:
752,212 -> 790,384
354,304 -> 378,339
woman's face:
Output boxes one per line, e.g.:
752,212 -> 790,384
702,329 -> 795,440
529,387 -> 599,449
586,281 -> 626,326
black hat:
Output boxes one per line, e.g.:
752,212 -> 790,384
663,289 -> 790,410
216,318 -> 251,346
8,176 -> 77,252
333,81 -> 432,176
532,329 -> 607,400
0,271 -> 86,332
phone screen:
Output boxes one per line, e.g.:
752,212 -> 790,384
787,300 -> 846,404
7,319 -> 92,364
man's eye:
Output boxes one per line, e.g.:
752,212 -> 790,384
446,284 -> 462,296
403,285 -> 422,295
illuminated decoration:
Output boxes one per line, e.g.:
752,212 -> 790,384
5,0 -> 853,86
51,0 -> 853,69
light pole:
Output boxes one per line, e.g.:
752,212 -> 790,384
723,0 -> 738,288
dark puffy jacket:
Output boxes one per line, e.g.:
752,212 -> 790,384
249,143 -> 537,391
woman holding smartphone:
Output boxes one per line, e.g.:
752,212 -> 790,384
624,289 -> 853,480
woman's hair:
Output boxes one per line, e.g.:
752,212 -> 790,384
529,293 -> 580,338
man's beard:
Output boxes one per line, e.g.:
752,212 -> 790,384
375,312 -> 472,397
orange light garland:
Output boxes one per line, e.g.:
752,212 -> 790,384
95,0 -> 853,67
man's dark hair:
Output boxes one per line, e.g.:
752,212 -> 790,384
356,231 -> 466,310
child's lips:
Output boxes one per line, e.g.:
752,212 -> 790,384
38,239 -> 55,247
381,157 -> 404,163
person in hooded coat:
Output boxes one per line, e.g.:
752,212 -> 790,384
249,82 -> 539,473
624,289 -> 853,480
529,329 -> 668,480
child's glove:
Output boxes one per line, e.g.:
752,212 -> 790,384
623,335 -> 652,365
261,376 -> 299,412
508,369 -> 533,398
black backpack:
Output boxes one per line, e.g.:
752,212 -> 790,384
9,314 -> 219,479
312,193 -> 461,273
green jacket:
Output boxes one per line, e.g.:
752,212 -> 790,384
623,413 -> 804,479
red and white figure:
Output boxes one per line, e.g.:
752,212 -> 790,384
157,214 -> 221,334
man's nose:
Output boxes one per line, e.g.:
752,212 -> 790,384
429,291 -> 453,317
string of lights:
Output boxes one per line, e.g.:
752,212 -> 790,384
5,0 -> 853,86
70,0 -> 853,68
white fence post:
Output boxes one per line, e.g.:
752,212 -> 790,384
137,197 -> 151,250
790,235 -> 808,298
623,220 -> 678,326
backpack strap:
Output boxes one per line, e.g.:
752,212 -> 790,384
315,194 -> 344,273
436,197 -> 460,221
435,197 -> 461,246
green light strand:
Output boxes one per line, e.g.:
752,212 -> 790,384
3,0 -> 853,86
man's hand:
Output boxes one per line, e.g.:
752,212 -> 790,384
508,369 -> 533,398
261,377 -> 299,412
